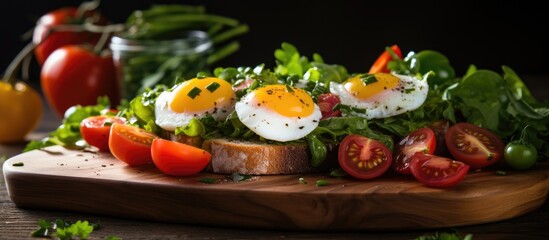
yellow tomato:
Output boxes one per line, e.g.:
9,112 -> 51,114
0,81 -> 43,143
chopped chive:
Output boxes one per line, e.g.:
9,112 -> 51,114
12,162 -> 24,167
316,179 -> 329,187
285,85 -> 294,93
404,88 -> 415,93
206,82 -> 221,93
299,177 -> 307,184
227,173 -> 251,182
329,168 -> 348,177
496,170 -> 507,176
187,87 -> 202,99
198,177 -> 217,184
360,74 -> 378,85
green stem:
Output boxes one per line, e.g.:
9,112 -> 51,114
3,42 -> 36,85
207,41 -> 240,65
211,24 -> 249,44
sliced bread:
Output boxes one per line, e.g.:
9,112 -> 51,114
202,138 -> 337,175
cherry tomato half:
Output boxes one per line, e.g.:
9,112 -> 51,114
317,93 -> 342,120
80,115 -> 126,151
41,45 -> 120,116
410,153 -> 470,188
368,45 -> 402,74
445,122 -> 504,169
338,134 -> 392,179
151,139 -> 211,177
109,123 -> 158,166
393,128 -> 436,175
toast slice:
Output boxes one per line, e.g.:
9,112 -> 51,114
202,138 -> 336,175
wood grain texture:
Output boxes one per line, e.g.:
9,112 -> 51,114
3,145 -> 549,231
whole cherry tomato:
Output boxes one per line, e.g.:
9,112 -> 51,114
41,45 -> 120,116
32,7 -> 107,65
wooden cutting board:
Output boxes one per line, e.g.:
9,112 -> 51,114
3,146 -> 549,230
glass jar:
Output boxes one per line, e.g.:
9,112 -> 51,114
110,31 -> 212,100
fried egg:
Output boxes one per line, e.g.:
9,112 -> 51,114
155,77 -> 236,131
235,85 -> 322,142
329,73 -> 428,119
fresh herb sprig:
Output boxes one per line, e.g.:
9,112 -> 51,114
31,219 -> 108,240
24,97 -> 112,152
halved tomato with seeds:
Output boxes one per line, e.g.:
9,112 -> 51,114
338,134 -> 392,179
109,123 -> 159,166
393,128 -> 436,175
410,152 -> 470,188
445,122 -> 504,169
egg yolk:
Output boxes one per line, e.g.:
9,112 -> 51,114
253,85 -> 314,117
344,73 -> 399,100
170,77 -> 234,113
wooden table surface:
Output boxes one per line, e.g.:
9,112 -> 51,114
2,77 -> 549,239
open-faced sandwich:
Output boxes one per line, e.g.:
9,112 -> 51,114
28,43 -> 549,188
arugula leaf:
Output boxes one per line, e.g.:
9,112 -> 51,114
175,118 -> 206,137
24,97 -> 111,152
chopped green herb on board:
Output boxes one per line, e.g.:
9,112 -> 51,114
12,162 -> 24,167
415,231 -> 473,240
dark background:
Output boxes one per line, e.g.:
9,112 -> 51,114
2,0 -> 548,78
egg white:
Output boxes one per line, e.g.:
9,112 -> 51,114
235,91 -> 322,142
330,74 -> 429,119
155,84 -> 235,131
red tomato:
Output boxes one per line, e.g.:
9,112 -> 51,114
41,45 -> 120,116
393,128 -> 436,175
338,134 -> 392,179
151,139 -> 212,177
80,116 -> 125,151
410,153 -> 470,188
317,93 -> 342,120
429,120 -> 450,156
33,7 -> 107,65
109,123 -> 158,166
368,45 -> 402,74
445,122 -> 504,169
